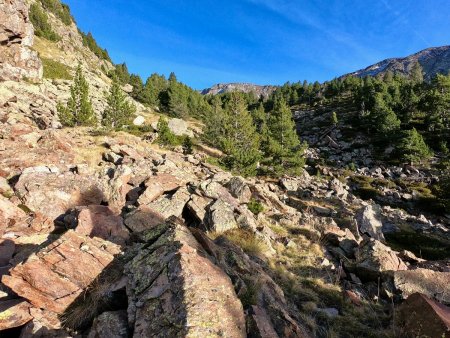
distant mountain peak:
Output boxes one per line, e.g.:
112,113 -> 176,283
201,82 -> 277,98
345,45 -> 450,80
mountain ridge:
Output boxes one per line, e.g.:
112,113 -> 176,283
343,45 -> 450,80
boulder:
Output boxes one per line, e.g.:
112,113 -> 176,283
206,199 -> 238,233
124,206 -> 166,233
355,238 -> 407,280
125,217 -> 246,337
0,195 -> 27,235
355,204 -> 385,241
393,269 -> 450,304
226,176 -> 252,203
138,174 -> 183,206
88,311 -> 129,338
396,293 -> 450,337
168,118 -> 193,137
329,178 -> 348,199
2,230 -> 121,314
147,187 -> 191,219
15,169 -> 105,222
75,205 -> 129,245
132,116 -> 145,126
0,299 -> 33,331
185,194 -> 213,225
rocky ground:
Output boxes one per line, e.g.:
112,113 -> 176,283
0,0 -> 449,337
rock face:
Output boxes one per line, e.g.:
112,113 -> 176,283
125,217 -> 246,338
0,0 -> 43,81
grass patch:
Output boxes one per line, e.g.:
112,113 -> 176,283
221,229 -> 268,258
42,58 -> 72,80
248,198 -> 264,215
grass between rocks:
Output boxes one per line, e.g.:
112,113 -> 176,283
42,57 -> 72,80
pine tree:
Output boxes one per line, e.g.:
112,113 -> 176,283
266,99 -> 306,175
102,76 -> 136,129
156,117 -> 177,146
58,64 -> 96,127
221,92 -> 261,176
203,95 -> 225,145
396,128 -> 432,163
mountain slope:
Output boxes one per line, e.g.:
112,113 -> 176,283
346,45 -> 450,80
201,82 -> 277,98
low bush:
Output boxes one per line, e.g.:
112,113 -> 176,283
248,199 -> 264,215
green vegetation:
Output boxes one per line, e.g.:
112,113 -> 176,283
41,58 -> 72,80
58,65 -> 96,127
102,77 -> 136,129
395,128 -> 432,163
156,117 -> 181,147
80,31 -> 111,62
39,0 -> 73,25
247,199 -> 264,215
265,98 -> 307,175
29,3 -> 60,41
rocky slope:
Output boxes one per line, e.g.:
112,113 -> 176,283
345,45 -> 450,80
0,1 -> 449,337
201,82 -> 277,98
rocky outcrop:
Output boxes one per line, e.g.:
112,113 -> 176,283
356,204 -> 385,241
125,217 -> 246,337
0,0 -> 42,81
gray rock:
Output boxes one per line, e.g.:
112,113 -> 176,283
356,204 -> 385,241
206,199 -> 238,233
226,176 -> 251,203
88,311 -> 129,338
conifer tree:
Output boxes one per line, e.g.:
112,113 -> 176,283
221,92 -> 261,176
102,76 -> 136,129
266,99 -> 306,175
58,64 -> 96,127
396,128 -> 432,163
204,95 -> 225,145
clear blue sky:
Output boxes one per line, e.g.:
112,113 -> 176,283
64,0 -> 450,89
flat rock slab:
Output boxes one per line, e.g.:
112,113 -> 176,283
0,299 -> 33,330
2,230 -> 121,314
125,217 -> 246,338
394,269 -> 450,304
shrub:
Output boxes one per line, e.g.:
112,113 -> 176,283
42,58 -> 72,80
182,136 -> 194,154
248,199 -> 264,215
29,3 -> 60,41
156,117 -> 180,147
80,31 -> 111,62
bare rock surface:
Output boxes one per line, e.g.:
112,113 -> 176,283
125,217 -> 246,338
0,0 -> 42,81
2,230 -> 121,314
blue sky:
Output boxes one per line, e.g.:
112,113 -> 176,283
64,0 -> 450,89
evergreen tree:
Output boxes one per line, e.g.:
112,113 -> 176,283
370,93 -> 401,135
129,74 -> 144,101
203,95 -> 225,145
266,99 -> 306,175
156,117 -> 177,146
221,92 -> 261,176
102,76 -> 136,129
58,65 -> 96,127
396,128 -> 432,163
410,61 -> 424,83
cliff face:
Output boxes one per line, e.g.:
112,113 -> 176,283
0,0 -> 42,81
